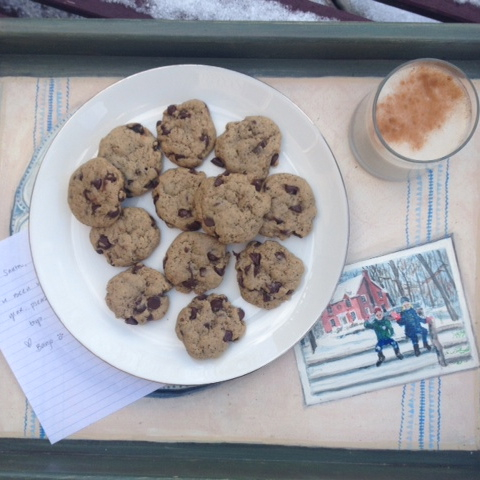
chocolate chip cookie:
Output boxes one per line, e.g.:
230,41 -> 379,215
105,263 -> 172,325
98,123 -> 162,197
156,99 -> 216,168
67,156 -> 126,228
234,240 -> 304,309
89,207 -> 161,267
260,173 -> 317,239
213,116 -> 281,182
163,231 -> 230,294
194,172 -> 271,244
152,167 -> 206,231
175,293 -> 246,359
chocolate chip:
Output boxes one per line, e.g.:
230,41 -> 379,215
97,234 -> 113,251
147,296 -> 161,310
207,252 -> 220,262
160,125 -> 171,136
204,217 -> 215,227
132,264 -> 144,274
189,307 -> 198,320
237,308 -> 245,321
91,204 -> 101,214
223,330 -> 233,342
263,292 -> 272,302
203,322 -> 211,330
285,184 -> 299,195
105,173 -> 117,183
186,221 -> 201,231
174,154 -> 186,161
271,153 -> 279,166
249,253 -> 261,266
273,217 -> 284,225
289,204 -> 303,213
252,179 -> 263,192
200,133 -> 210,147
91,178 -> 103,190
167,105 -> 177,116
145,178 -> 159,190
182,278 -> 198,290
153,141 -> 161,152
211,157 -> 225,168
214,176 -> 224,187
268,281 -> 282,294
127,123 -> 145,135
134,304 -> 146,314
210,297 -> 224,312
275,251 -> 286,261
178,109 -> 191,119
178,208 -> 192,218
214,266 -> 225,276
107,208 -> 120,219
252,139 -> 267,154
125,317 -> 138,325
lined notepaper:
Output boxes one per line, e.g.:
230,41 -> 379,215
0,230 -> 162,443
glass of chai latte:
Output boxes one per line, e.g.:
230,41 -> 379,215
349,58 -> 479,181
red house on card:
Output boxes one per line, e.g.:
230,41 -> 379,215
320,270 -> 392,333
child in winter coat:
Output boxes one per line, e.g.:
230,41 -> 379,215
365,306 -> 403,367
397,297 -> 432,356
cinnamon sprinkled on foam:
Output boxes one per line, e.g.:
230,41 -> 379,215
376,65 -> 465,152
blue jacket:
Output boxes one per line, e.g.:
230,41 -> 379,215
397,307 -> 425,337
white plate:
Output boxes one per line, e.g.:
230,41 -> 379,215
29,65 -> 349,386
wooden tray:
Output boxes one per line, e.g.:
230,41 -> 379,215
0,19 -> 479,479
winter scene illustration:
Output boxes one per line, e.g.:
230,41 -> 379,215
295,236 -> 479,405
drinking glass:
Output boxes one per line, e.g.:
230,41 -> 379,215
349,59 -> 479,181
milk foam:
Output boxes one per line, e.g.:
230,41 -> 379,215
375,63 -> 473,161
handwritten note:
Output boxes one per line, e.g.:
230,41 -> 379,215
0,230 -> 162,443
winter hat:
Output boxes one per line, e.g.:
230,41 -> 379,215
400,296 -> 410,304
374,306 -> 382,313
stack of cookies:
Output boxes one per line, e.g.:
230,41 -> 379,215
67,99 -> 317,360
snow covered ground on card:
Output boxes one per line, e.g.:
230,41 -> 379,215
295,306 -> 478,404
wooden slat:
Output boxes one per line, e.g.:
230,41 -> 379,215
1,20 -> 479,78
31,0 -> 153,19
377,0 -> 480,23
1,438 -> 479,480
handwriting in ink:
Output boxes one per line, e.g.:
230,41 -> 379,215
29,317 -> 43,327
30,296 -> 47,311
34,332 -> 65,353
2,263 -> 28,277
24,338 -> 32,348
36,339 -> 54,352
13,285 -> 33,298
8,307 -> 24,322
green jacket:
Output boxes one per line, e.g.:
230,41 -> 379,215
365,317 -> 394,341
